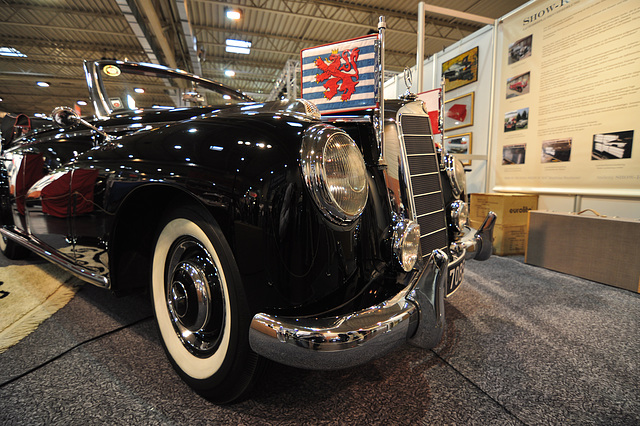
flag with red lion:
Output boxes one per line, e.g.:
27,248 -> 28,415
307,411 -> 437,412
301,34 -> 378,114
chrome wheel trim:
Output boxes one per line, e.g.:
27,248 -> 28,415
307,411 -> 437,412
165,239 -> 225,356
152,218 -> 232,380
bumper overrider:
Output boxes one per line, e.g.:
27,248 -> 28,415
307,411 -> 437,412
249,212 -> 496,370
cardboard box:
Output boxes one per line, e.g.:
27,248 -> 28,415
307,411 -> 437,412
470,193 -> 538,226
470,220 -> 527,256
525,210 -> 640,293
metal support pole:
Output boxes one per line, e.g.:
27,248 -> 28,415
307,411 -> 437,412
573,195 -> 583,213
416,2 -> 425,93
484,19 -> 499,193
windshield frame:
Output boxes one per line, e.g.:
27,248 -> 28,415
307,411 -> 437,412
84,60 -> 254,119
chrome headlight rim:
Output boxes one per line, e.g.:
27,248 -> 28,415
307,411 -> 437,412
392,219 -> 421,272
301,124 -> 369,224
444,154 -> 466,198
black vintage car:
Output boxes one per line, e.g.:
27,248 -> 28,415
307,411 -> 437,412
0,60 -> 495,403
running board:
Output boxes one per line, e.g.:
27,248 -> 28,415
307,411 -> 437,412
0,227 -> 109,288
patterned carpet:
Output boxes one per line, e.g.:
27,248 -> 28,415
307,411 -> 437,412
0,255 -> 638,425
0,264 -> 81,353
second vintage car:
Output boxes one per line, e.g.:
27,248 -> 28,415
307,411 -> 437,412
0,59 -> 495,403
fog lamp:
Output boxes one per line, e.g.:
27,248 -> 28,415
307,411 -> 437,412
450,200 -> 469,232
393,220 -> 421,272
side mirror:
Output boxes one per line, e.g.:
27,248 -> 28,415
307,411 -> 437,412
182,91 -> 204,104
51,106 -> 80,127
51,106 -> 113,142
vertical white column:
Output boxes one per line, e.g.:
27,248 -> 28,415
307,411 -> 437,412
416,2 -> 425,93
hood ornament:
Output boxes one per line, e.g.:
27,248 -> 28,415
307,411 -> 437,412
400,66 -> 417,101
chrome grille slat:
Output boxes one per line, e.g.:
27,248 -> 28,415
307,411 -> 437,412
399,114 -> 448,258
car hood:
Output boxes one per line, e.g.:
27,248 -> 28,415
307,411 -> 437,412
14,99 -> 320,145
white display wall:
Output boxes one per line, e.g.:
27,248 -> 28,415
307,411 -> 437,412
385,25 -> 494,194
385,0 -> 640,218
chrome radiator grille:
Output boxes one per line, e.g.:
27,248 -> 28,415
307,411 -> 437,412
399,114 -> 448,259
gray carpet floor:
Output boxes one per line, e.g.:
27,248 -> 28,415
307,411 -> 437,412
0,254 -> 638,425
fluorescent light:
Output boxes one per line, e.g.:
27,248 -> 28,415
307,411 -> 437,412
224,70 -> 235,77
226,46 -> 251,54
0,47 -> 27,58
36,81 -> 50,87
225,39 -> 251,55
134,87 -> 145,94
226,39 -> 251,48
77,100 -> 87,106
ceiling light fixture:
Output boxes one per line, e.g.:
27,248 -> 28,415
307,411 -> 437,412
36,81 -> 50,87
225,39 -> 251,55
0,47 -> 27,58
225,8 -> 242,20
225,70 -> 236,77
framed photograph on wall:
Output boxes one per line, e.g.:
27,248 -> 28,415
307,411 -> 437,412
444,92 -> 474,131
441,46 -> 479,92
444,132 -> 472,165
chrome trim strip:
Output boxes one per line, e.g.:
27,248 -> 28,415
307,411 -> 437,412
410,171 -> 440,178
320,115 -> 371,124
414,191 -> 441,197
420,228 -> 447,238
249,249 -> 447,370
0,227 -> 109,288
416,209 -> 445,218
395,112 -> 420,221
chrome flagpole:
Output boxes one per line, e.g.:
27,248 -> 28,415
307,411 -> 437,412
439,75 -> 446,168
377,15 -> 386,165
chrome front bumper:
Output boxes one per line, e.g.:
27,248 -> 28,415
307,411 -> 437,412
249,250 -> 448,370
248,212 -> 496,370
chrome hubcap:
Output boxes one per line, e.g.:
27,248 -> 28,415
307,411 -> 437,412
166,238 -> 224,356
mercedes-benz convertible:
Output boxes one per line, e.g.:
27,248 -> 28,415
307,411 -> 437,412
0,59 -> 495,403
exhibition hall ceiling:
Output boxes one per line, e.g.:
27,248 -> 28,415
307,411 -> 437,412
0,0 -> 529,116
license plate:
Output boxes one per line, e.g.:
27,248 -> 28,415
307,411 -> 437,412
446,256 -> 465,296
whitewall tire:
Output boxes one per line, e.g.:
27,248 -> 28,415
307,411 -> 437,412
151,206 -> 261,403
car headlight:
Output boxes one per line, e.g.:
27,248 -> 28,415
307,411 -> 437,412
301,124 -> 368,224
444,154 -> 466,198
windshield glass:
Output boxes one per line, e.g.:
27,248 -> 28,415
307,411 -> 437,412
96,62 -> 250,113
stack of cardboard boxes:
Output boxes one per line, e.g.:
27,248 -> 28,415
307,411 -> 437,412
469,193 -> 538,256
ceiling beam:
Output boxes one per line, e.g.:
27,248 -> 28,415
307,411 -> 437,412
130,0 -> 177,68
0,21 -> 134,37
192,0 -> 468,41
287,0 -> 482,31
420,4 -> 495,25
0,36 -> 144,55
0,3 -> 123,20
